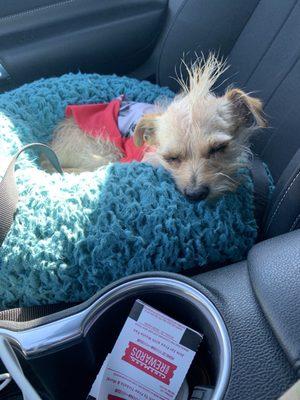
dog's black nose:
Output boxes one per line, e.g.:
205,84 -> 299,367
185,185 -> 210,201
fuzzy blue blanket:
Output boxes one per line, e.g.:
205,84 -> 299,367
0,74 -> 267,309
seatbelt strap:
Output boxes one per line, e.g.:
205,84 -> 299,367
0,143 -> 63,246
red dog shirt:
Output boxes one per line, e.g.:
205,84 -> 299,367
65,97 -> 156,163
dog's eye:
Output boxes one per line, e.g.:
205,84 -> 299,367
164,155 -> 181,164
208,143 -> 228,156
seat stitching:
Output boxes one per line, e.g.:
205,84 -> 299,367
261,55 -> 300,157
290,213 -> 300,231
0,0 -> 76,23
244,0 -> 299,158
244,0 -> 298,87
157,0 -> 261,86
228,0 -> 261,56
266,169 -> 300,233
157,0 -> 189,86
258,1 -> 300,157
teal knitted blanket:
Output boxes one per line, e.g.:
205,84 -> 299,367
0,74 -> 267,309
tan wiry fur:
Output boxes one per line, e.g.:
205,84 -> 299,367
45,54 -> 266,200
134,54 -> 266,199
41,117 -> 121,173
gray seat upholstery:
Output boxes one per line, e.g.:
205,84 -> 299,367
157,0 -> 300,236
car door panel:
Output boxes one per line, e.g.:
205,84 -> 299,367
0,0 -> 168,91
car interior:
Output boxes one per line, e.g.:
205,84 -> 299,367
0,0 -> 299,399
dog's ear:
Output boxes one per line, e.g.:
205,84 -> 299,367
133,114 -> 160,147
226,88 -> 267,130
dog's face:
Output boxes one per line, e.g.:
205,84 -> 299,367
134,56 -> 266,200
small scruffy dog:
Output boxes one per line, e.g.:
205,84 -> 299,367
47,55 -> 266,201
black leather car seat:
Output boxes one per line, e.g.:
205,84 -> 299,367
156,0 -> 300,239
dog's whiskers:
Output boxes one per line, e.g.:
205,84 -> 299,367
216,172 -> 239,185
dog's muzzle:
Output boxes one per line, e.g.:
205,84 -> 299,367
184,185 -> 210,201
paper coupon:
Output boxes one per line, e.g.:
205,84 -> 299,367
98,300 -> 203,400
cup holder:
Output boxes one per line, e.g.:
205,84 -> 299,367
83,276 -> 231,400
0,275 -> 231,400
